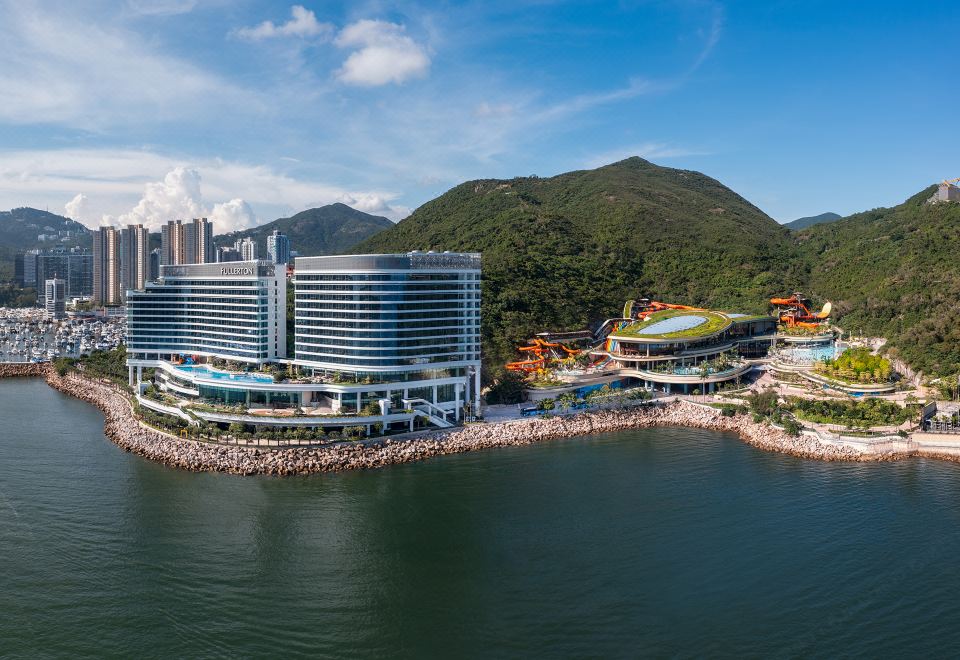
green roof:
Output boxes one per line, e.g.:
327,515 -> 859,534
612,309 -> 733,340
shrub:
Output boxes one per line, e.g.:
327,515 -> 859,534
746,389 -> 779,417
785,397 -> 911,427
782,418 -> 802,436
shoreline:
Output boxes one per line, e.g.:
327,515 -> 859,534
0,363 -> 950,475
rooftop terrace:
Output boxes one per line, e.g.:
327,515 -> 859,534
612,310 -> 732,340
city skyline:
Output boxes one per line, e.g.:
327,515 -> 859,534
0,1 -> 957,232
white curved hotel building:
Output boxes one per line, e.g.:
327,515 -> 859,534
126,252 -> 481,434
294,252 -> 481,410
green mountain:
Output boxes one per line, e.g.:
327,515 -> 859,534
799,186 -> 960,375
0,208 -> 90,281
354,157 -> 806,371
218,203 -> 393,257
785,211 -> 841,231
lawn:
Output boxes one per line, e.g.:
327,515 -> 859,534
613,309 -> 732,340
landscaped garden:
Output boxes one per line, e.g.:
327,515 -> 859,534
785,397 -> 914,428
814,347 -> 893,384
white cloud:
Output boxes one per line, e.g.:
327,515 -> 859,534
335,20 -> 430,86
211,198 -> 258,232
125,0 -> 198,17
334,193 -> 407,218
234,5 -> 333,41
0,148 -> 410,228
64,193 -> 91,223
0,3 -> 252,128
118,166 -> 206,229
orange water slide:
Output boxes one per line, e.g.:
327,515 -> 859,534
533,337 -> 580,356
505,357 -> 546,372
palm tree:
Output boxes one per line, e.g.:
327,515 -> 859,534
699,362 -> 710,401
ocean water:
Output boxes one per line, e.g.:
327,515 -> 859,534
2,378 -> 960,658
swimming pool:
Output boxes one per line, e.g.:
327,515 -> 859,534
176,365 -> 275,384
636,315 -> 708,335
780,343 -> 836,364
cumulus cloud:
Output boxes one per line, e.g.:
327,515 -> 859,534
118,166 -> 205,229
234,5 -> 333,41
0,148 -> 411,229
113,167 -> 258,232
335,192 -> 406,218
211,198 -> 257,231
64,193 -> 91,223
335,20 -> 430,86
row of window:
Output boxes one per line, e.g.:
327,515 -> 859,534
294,353 -> 477,367
295,273 -> 478,282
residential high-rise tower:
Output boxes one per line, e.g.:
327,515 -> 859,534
120,224 -> 150,293
93,227 -> 122,306
267,230 -> 290,265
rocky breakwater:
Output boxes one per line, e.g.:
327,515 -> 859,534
0,362 -> 51,378
35,369 -> 905,474
660,401 -> 903,462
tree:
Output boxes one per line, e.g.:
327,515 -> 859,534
485,370 -> 528,405
782,418 -> 802,436
746,389 -> 778,417
557,392 -> 577,411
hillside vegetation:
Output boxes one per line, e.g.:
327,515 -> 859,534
799,187 -> 960,375
0,208 -> 90,281
218,203 -> 393,257
355,157 -> 806,370
785,212 -> 841,231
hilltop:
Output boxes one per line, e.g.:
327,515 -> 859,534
355,157 -> 805,369
785,212 -> 841,231
0,208 -> 90,280
799,186 -> 960,374
218,204 -> 393,257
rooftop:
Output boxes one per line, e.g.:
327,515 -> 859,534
611,308 -> 772,341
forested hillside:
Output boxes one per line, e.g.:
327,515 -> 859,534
0,208 -> 89,281
218,204 -> 393,257
355,157 -> 807,370
799,187 -> 960,375
785,212 -> 841,231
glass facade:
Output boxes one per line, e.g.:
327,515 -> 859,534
294,255 -> 481,373
126,261 -> 286,363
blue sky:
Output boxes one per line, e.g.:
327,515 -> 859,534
0,0 -> 957,231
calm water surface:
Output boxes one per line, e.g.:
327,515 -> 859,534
2,379 -> 960,658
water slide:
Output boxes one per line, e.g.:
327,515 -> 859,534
505,356 -> 546,372
771,293 -> 832,327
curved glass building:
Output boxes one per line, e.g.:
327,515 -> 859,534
294,252 -> 482,415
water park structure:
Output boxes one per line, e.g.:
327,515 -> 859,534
503,293 -> 898,399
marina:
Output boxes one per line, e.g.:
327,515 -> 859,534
0,307 -> 125,363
